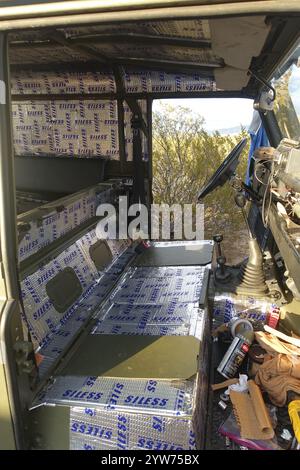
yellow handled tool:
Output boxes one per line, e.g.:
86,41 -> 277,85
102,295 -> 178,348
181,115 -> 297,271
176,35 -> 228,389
288,400 -> 300,444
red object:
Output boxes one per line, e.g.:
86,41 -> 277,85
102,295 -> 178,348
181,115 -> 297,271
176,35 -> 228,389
266,306 -> 280,329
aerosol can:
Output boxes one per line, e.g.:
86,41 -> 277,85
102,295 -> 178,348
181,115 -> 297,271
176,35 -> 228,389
217,329 -> 254,379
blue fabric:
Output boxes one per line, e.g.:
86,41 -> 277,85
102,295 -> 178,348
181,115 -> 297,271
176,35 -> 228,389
246,124 -> 269,186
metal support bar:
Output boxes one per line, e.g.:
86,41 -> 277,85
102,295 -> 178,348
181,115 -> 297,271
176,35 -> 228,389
52,30 -> 109,64
260,110 -> 282,148
0,32 -> 25,450
131,115 -> 146,205
11,93 -> 118,101
146,97 -> 153,235
0,37 -> 18,300
10,59 -> 215,77
0,2 -> 300,31
10,34 -> 211,50
126,97 -> 148,138
147,96 -> 153,204
112,65 -> 127,169
113,56 -> 223,70
50,32 -> 221,72
112,65 -> 125,94
73,33 -> 212,49
111,63 -> 148,193
11,90 -> 250,102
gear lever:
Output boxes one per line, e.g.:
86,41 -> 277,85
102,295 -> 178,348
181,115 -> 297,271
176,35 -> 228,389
234,193 -> 268,294
213,234 -> 231,282
213,234 -> 223,258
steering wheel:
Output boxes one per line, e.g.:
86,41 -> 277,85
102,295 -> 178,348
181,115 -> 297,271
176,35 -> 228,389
198,138 -> 247,200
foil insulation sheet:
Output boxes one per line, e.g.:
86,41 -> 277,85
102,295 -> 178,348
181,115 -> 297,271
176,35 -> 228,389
70,406 -> 197,450
34,376 -> 201,450
18,182 -> 116,262
32,376 -> 194,416
12,96 -> 148,161
21,222 -> 135,377
92,301 -> 205,339
110,267 -> 206,305
10,19 -> 211,44
92,266 -> 207,338
123,70 -> 215,94
12,100 -> 121,159
11,63 -> 214,160
31,259 -> 210,448
127,265 -> 206,279
212,292 -> 273,327
11,70 -> 116,94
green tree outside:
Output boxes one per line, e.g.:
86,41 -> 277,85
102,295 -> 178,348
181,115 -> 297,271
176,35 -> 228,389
152,102 -> 250,241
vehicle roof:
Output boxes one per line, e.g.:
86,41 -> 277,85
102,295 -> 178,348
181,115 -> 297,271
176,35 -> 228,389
2,2 -> 300,98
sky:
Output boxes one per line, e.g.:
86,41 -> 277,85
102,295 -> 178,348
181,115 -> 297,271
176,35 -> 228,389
289,64 -> 300,115
153,98 -> 254,134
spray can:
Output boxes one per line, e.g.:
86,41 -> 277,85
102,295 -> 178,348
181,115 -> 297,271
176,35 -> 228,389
217,329 -> 254,379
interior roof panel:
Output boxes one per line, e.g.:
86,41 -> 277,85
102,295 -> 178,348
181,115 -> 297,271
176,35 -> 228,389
11,45 -> 88,64
9,19 -> 212,42
8,15 -> 293,95
8,18 -> 215,69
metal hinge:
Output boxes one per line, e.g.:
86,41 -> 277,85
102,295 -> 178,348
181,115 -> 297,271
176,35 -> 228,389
13,340 -> 36,375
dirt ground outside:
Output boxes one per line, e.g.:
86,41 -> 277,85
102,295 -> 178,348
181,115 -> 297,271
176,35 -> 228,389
219,229 -> 249,265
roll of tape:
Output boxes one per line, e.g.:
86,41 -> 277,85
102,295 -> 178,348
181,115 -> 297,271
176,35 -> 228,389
230,318 -> 253,337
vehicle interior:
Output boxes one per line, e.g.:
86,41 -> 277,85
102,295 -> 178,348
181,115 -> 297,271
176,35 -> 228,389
0,1 -> 300,451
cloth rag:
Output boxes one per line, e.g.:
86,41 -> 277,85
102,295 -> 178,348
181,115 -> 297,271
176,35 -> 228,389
255,353 -> 300,406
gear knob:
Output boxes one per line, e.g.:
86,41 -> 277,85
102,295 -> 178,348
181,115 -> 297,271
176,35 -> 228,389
213,234 -> 223,243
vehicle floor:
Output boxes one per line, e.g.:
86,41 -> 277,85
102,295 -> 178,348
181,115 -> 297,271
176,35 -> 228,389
206,340 -> 294,450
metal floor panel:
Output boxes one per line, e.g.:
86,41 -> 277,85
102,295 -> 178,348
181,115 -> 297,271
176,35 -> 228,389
134,241 -> 213,267
58,334 -> 200,379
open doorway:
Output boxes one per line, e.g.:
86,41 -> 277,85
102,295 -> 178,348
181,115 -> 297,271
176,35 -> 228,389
152,97 -> 254,264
